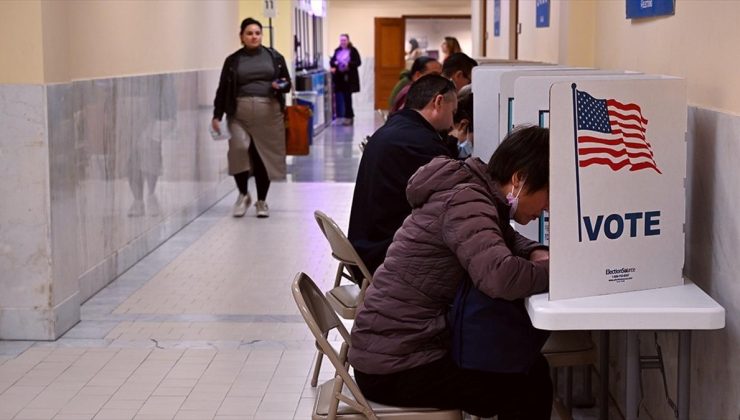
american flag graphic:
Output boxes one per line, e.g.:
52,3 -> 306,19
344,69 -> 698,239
576,89 -> 661,174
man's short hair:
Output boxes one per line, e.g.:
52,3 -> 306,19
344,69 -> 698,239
404,75 -> 457,111
487,125 -> 549,193
410,57 -> 438,78
442,53 -> 479,80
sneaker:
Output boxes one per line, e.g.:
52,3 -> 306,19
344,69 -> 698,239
233,193 -> 251,217
127,199 -> 145,217
147,194 -> 161,217
255,200 -> 270,218
342,118 -> 354,126
332,118 -> 346,125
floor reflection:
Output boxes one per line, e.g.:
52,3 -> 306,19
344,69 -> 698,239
287,109 -> 384,182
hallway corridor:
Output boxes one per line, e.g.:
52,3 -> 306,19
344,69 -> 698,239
0,112 -> 377,420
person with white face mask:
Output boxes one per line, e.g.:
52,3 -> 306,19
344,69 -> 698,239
449,86 -> 474,158
349,126 -> 551,419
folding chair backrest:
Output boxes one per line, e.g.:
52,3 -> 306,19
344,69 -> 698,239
314,211 -> 373,285
292,272 -> 378,419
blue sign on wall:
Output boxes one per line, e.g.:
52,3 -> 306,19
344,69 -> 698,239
493,0 -> 500,37
536,0 -> 550,28
626,0 -> 675,19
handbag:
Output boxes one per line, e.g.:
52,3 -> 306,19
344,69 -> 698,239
284,104 -> 312,156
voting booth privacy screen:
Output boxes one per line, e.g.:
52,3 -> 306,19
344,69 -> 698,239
548,79 -> 687,300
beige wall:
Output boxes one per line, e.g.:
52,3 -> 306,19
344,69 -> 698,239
558,0 -> 595,67
0,1 -> 45,84
592,0 -> 740,114
1,0 -> 239,84
63,0 -> 239,82
239,0 -> 294,66
484,0 -> 512,59
516,0 -> 561,64
326,0 -> 471,58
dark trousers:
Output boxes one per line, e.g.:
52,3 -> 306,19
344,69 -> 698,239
233,140 -> 271,201
354,354 -> 553,419
335,90 -> 354,119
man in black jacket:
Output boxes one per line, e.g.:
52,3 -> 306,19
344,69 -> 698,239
348,75 -> 459,275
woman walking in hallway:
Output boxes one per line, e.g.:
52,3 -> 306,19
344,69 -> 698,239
212,17 -> 291,218
330,33 -> 361,125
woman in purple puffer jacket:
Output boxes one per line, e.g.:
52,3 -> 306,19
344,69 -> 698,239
349,126 -> 552,419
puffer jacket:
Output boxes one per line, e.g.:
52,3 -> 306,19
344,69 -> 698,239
349,156 -> 549,375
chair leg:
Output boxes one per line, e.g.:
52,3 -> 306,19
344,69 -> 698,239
333,263 -> 345,288
565,366 -> 573,416
310,350 -> 324,387
551,367 -> 560,400
553,398 -> 573,420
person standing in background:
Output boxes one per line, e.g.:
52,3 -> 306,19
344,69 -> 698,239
405,38 -> 423,69
440,36 -> 462,63
330,34 -> 361,126
442,52 -> 478,91
389,56 -> 442,113
212,17 -> 291,218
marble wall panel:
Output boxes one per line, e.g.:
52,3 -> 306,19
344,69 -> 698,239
46,82 -> 82,338
0,85 -> 54,339
62,70 -> 231,304
605,107 -> 740,419
0,69 -> 231,339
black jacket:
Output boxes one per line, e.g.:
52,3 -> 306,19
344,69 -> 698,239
213,46 -> 291,120
330,46 -> 361,93
347,109 -> 458,275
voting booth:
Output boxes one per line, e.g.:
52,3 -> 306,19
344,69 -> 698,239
473,64 -> 687,300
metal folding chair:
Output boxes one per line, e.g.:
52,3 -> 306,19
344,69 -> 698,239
291,272 -> 462,420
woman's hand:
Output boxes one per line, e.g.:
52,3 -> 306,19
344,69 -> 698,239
211,118 -> 221,135
529,249 -> 549,262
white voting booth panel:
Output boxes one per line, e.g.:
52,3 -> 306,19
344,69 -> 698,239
497,69 -> 613,143
471,63 -> 554,162
548,79 -> 687,300
498,70 -> 632,243
512,74 -> 668,131
509,72 -> 652,243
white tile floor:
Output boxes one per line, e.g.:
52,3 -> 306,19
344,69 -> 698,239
0,110 -> 606,420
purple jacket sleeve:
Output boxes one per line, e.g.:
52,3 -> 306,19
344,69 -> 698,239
441,187 -> 549,301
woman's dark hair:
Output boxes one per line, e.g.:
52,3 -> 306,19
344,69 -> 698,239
442,53 -> 478,80
487,125 -> 549,193
340,33 -> 353,48
404,74 -> 456,111
409,38 -> 419,50
409,56 -> 437,78
240,18 -> 263,34
454,91 -> 473,132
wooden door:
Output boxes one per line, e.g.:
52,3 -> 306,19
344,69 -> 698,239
374,17 -> 405,110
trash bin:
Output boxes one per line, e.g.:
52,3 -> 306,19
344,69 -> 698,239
295,91 -> 319,144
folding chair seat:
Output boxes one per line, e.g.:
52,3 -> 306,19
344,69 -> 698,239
310,210 -> 373,386
291,272 -> 462,420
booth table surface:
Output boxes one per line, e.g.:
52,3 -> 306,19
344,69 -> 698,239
526,280 -> 725,331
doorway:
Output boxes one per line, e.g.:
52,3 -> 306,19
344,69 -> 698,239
373,14 -> 471,110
